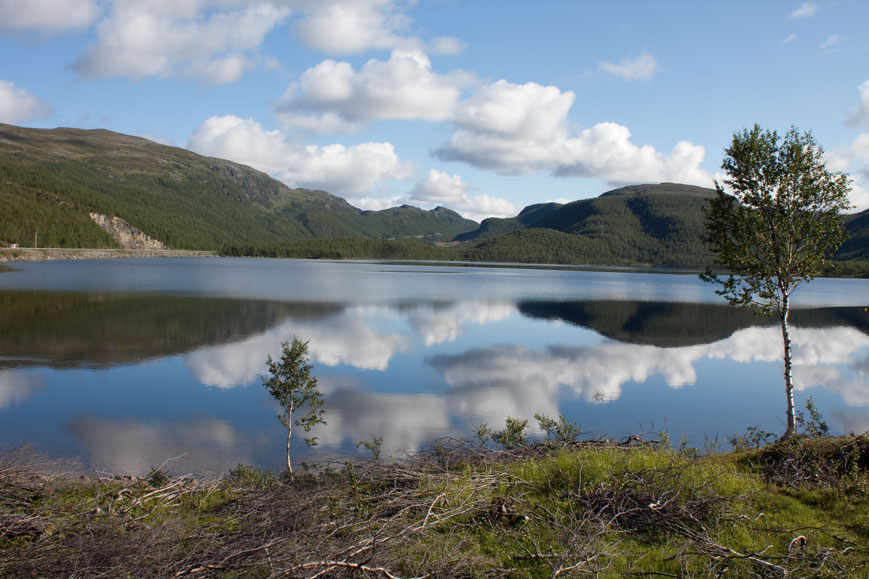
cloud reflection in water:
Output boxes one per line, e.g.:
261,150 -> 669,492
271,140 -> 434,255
183,299 -> 868,456
67,416 -> 264,477
185,301 -> 517,388
0,370 -> 45,410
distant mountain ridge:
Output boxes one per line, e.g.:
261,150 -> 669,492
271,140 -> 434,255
1,123 -> 866,271
0,123 -> 477,250
452,183 -> 719,267
452,182 -> 867,268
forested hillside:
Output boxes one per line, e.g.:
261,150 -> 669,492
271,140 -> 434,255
0,124 -> 477,250
1,124 -> 866,272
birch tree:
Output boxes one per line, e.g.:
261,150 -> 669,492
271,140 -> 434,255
263,337 -> 326,478
702,125 -> 850,439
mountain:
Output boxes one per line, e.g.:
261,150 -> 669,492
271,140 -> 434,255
454,183 -> 868,269
0,124 -> 477,250
456,183 -> 718,267
2,124 -> 866,271
838,210 -> 869,261
453,202 -> 563,243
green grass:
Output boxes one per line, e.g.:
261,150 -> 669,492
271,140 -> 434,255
4,437 -> 869,577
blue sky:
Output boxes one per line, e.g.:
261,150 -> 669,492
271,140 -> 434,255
1,0 -> 868,220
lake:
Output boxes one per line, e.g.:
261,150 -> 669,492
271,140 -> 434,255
1,258 -> 867,476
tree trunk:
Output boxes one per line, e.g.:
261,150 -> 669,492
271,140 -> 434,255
286,398 -> 294,478
780,296 -> 796,439
286,423 -> 293,478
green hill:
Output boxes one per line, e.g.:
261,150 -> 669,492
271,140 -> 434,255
453,202 -> 563,243
455,183 -> 867,270
838,210 -> 869,260
0,124 -> 477,250
1,124 -> 866,271
455,184 -> 717,267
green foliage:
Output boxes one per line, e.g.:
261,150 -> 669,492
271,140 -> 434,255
479,417 -> 530,449
824,259 -> 869,278
227,464 -> 277,490
225,236 -> 459,260
262,337 -> 326,476
702,125 -> 851,314
356,437 -> 383,461
797,396 -> 830,438
474,417 -> 530,449
534,413 -> 582,443
729,425 -> 776,451
702,125 -> 851,439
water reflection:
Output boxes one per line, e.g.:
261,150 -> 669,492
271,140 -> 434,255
67,416 -> 264,476
0,286 -> 867,475
186,301 -> 516,387
185,306 -> 414,387
314,390 -> 451,456
0,370 -> 45,410
401,301 -> 516,346
0,292 -> 342,369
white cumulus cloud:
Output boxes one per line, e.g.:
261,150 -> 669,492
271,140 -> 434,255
290,0 -> 418,54
454,80 -> 573,141
599,51 -> 659,81
436,80 -> 711,187
847,80 -> 869,127
278,50 -> 473,132
407,169 -> 517,221
826,133 -> 869,210
554,124 -> 710,185
0,0 -> 99,33
0,80 -> 51,123
188,114 -> 413,200
72,1 -> 290,84
788,2 -> 818,20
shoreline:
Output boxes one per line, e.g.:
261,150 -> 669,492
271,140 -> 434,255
0,248 -> 216,262
2,435 -> 867,577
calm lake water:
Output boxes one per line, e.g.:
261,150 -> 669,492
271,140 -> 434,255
1,258 -> 867,475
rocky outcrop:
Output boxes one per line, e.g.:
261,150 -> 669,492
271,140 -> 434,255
89,213 -> 167,249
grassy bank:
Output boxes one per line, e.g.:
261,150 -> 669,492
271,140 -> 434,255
3,432 -> 868,578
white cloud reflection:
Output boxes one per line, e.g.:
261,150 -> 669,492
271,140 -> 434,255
431,326 -> 868,403
0,370 -> 45,410
186,301 -> 516,387
182,301 -> 868,455
67,416 -> 259,477
186,305 -> 413,388
316,325 -> 866,453
403,301 -> 515,346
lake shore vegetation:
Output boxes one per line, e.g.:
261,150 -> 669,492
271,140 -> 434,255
3,416 -> 868,578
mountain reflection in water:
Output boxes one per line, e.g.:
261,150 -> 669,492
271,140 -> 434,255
0,289 -> 866,476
